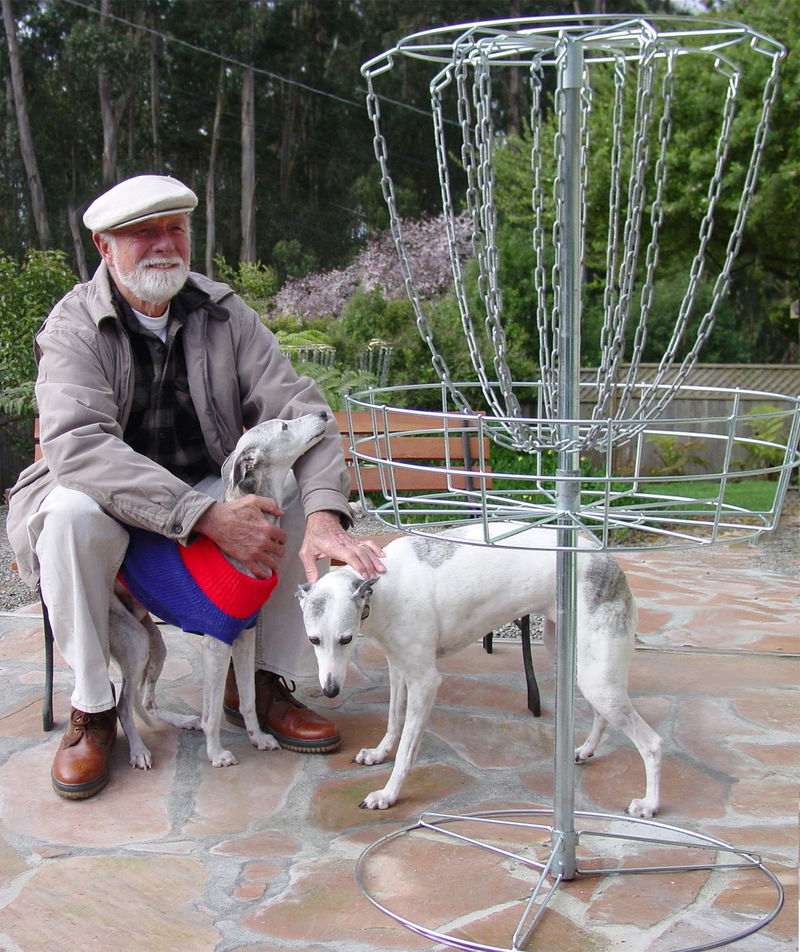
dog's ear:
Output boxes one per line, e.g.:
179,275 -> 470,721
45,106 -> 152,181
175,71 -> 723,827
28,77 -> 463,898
296,582 -> 312,602
220,453 -> 235,496
351,576 -> 377,602
232,453 -> 259,495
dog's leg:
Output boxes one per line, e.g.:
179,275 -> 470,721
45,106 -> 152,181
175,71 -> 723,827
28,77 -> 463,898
575,711 -> 607,764
579,691 -> 661,818
139,610 -> 166,714
360,666 -> 442,810
136,612 -> 202,731
108,594 -> 153,769
576,664 -> 661,818
354,659 -> 406,766
200,636 -> 239,766
231,629 -> 279,752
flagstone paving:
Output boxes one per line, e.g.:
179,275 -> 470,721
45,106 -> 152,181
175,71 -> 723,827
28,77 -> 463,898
0,519 -> 797,951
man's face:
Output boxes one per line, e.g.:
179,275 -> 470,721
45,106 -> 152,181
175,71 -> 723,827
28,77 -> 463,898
95,213 -> 191,313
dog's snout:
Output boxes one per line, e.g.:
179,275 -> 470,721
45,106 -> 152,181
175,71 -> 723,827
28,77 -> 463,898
323,674 -> 340,698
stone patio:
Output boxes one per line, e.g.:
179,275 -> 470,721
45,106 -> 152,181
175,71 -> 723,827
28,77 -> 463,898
0,520 -> 797,951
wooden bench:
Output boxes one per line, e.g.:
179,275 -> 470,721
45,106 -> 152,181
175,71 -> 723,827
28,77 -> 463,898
30,413 -> 540,728
333,409 -> 540,717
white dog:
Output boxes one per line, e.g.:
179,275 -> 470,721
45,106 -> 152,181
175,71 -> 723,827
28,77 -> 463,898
110,411 -> 329,768
297,523 -> 662,818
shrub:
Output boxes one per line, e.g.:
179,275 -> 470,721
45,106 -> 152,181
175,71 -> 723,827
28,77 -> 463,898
214,257 -> 279,314
0,250 -> 76,416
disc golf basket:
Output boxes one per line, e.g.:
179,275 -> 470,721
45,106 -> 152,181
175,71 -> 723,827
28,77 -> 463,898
350,15 -> 797,952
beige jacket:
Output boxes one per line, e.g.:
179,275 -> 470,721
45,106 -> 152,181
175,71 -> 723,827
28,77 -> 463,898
7,263 -> 351,588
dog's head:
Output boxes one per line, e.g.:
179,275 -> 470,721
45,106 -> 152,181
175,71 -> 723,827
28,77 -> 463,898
222,411 -> 329,501
296,571 -> 376,698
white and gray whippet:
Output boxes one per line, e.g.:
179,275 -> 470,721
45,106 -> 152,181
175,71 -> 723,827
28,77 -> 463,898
297,522 -> 662,817
111,411 -> 329,769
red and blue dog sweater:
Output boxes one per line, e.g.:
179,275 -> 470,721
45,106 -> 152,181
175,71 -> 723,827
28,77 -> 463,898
117,526 -> 278,645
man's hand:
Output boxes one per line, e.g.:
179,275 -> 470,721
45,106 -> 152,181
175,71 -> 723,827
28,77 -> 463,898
299,510 -> 386,582
193,496 -> 287,578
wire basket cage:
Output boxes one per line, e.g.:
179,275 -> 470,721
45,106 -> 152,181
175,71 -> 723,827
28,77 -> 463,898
352,14 -> 794,952
346,380 -> 800,551
361,16 -> 787,450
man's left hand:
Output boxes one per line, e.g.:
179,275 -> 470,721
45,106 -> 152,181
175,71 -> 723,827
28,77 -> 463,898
299,510 -> 386,582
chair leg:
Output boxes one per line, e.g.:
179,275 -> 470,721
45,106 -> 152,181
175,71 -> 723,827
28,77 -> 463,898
518,615 -> 541,717
482,632 -> 493,654
41,593 -> 55,731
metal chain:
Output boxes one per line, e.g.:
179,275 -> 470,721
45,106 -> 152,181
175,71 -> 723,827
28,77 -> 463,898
366,71 -> 469,412
363,23 -> 786,453
643,46 -> 785,420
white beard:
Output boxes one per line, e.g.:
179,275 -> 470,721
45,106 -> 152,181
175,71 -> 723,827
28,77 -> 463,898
114,255 -> 189,306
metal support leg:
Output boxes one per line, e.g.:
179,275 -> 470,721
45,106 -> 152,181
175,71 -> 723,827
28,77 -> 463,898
483,619 -> 541,717
40,591 -> 55,731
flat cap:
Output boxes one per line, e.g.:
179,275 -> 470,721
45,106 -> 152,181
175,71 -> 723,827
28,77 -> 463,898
83,174 -> 197,232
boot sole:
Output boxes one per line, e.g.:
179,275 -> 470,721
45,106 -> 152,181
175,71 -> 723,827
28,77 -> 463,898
224,705 -> 341,754
52,769 -> 111,800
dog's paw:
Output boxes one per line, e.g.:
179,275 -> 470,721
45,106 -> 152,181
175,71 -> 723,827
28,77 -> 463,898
178,715 -> 202,731
249,730 -> 280,751
627,797 -> 657,819
129,747 -> 152,769
359,789 -> 395,810
354,747 -> 386,766
574,744 -> 595,763
210,749 -> 239,767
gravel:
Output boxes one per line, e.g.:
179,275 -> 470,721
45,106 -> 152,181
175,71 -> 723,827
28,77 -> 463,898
1,491 -> 796,614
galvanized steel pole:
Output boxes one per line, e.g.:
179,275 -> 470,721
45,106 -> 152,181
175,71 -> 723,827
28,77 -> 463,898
552,35 -> 584,883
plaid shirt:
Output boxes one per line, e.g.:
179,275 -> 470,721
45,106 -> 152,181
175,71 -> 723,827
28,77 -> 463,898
115,285 -> 218,486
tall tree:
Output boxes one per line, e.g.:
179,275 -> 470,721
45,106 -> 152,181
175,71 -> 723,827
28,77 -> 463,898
1,0 -> 49,247
240,65 -> 256,263
205,64 -> 226,278
97,0 -> 140,185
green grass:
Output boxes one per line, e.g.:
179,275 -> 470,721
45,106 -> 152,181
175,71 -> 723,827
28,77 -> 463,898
642,478 -> 781,512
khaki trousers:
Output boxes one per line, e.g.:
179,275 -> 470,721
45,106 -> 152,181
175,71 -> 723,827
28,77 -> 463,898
27,477 -> 322,713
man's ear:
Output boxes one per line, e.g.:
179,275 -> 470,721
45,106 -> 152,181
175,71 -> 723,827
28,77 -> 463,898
93,232 -> 112,263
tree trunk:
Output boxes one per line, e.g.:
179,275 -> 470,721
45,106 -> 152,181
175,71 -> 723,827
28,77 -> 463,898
68,204 -> 89,282
205,65 -> 225,278
1,0 -> 49,248
98,0 -> 137,186
149,26 -> 161,169
240,66 -> 256,263
279,81 -> 297,200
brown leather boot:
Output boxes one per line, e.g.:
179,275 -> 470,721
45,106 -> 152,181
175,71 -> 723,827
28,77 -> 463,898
51,707 -> 117,799
224,666 -> 341,754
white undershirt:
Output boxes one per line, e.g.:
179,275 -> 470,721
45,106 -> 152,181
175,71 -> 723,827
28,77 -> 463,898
132,305 -> 170,342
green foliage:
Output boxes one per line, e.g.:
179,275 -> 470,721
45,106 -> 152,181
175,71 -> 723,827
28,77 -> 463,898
275,328 -> 331,349
0,382 -> 36,418
271,240 -> 318,284
0,250 -> 76,414
214,257 -> 279,314
289,361 -> 378,412
739,403 -> 790,476
326,286 -> 538,407
270,325 -> 378,409
646,434 -> 708,476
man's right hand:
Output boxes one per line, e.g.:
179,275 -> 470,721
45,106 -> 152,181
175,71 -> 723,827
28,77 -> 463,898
193,496 -> 287,578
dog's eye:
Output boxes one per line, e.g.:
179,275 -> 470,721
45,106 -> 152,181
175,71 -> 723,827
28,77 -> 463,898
308,635 -> 320,646
340,635 -> 353,646
281,421 -> 288,431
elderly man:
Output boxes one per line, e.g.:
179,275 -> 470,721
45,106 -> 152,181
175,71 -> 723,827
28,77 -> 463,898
6,174 -> 384,799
